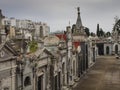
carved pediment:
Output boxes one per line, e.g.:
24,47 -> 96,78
0,42 -> 17,61
39,51 -> 48,59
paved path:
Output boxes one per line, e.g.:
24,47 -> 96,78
72,56 -> 120,90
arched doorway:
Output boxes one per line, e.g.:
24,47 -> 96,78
97,43 -> 104,55
106,46 -> 109,55
115,45 -> 118,54
24,76 -> 31,87
38,75 -> 43,90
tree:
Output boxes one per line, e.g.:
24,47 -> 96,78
106,32 -> 111,37
71,24 -> 76,34
96,24 -> 100,37
84,27 -> 90,36
99,28 -> 104,37
114,16 -> 119,23
90,32 -> 94,36
29,41 -> 38,53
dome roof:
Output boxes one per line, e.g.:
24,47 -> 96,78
44,35 -> 60,46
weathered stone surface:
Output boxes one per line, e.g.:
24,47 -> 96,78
72,56 -> 120,90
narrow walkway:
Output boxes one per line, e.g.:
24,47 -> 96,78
72,56 -> 120,90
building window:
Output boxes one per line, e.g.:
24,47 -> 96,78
24,76 -> 31,87
115,45 -> 118,54
106,46 -> 109,55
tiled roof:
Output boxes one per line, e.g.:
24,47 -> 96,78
56,34 -> 67,41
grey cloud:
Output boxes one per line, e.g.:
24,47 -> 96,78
0,0 -> 120,32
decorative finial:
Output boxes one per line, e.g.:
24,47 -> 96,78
77,7 -> 80,12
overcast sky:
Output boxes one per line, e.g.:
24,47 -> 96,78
0,0 -> 120,33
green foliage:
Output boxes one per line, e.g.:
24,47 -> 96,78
96,24 -> 100,37
114,16 -> 119,23
84,27 -> 90,36
96,24 -> 105,37
96,27 -> 105,37
28,41 -> 38,53
72,24 -> 76,33
90,32 -> 94,36
114,20 -> 120,35
99,28 -> 104,36
106,32 -> 111,37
